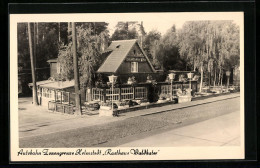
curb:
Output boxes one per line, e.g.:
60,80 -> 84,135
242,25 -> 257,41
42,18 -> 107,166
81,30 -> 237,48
118,92 -> 240,118
139,95 -> 239,117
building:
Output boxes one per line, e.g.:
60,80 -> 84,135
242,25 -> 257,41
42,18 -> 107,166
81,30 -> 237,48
94,39 -> 197,103
29,39 -> 198,113
46,58 -> 59,78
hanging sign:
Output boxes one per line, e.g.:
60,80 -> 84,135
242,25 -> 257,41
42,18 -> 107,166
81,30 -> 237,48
125,57 -> 146,62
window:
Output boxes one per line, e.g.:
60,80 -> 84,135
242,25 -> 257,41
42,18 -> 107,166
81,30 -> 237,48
131,62 -> 138,73
42,88 -> 52,98
57,62 -> 61,74
161,85 -> 179,96
135,87 -> 147,99
106,88 -> 120,101
121,87 -> 134,100
161,85 -> 171,95
92,88 -> 104,101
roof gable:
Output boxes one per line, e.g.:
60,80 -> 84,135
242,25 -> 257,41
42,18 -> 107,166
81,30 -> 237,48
97,39 -> 155,73
97,39 -> 137,73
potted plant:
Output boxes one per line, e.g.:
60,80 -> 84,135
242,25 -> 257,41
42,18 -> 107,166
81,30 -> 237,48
177,89 -> 192,103
157,94 -> 169,103
99,101 -> 118,116
127,76 -> 137,85
139,99 -> 150,106
85,102 -> 100,111
146,74 -> 156,83
117,100 -> 130,110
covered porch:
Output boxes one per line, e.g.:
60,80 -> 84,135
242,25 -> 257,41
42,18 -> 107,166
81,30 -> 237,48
29,80 -> 76,114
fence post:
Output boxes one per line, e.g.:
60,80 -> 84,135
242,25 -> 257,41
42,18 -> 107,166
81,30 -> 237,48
133,86 -> 135,100
68,92 -> 70,105
119,87 -> 121,101
61,91 -> 63,104
103,88 -> 106,103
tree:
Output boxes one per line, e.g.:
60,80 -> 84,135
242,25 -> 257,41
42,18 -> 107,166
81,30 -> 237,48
72,22 -> 82,115
143,30 -> 161,69
178,21 -> 240,90
57,23 -> 109,102
28,22 -> 39,105
156,24 -> 185,71
111,21 -> 140,41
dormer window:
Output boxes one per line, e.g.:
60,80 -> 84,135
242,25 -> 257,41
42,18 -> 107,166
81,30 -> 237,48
116,45 -> 120,48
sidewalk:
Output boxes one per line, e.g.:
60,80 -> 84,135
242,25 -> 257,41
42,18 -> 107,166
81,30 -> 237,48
19,92 -> 240,139
120,92 -> 240,118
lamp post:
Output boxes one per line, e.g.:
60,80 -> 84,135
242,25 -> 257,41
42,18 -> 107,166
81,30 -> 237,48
187,72 -> 194,96
226,70 -> 231,89
108,75 -> 118,114
168,73 -> 175,101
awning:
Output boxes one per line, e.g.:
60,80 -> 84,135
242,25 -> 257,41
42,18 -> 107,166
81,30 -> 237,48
28,80 -> 74,90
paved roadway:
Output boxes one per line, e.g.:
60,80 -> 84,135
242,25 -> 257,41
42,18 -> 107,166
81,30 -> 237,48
18,94 -> 240,147
118,111 -> 240,147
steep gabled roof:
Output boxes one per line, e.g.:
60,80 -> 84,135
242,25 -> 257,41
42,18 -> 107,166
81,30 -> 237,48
97,39 -> 155,73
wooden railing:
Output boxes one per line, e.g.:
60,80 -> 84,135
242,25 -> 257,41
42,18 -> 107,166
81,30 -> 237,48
48,101 -> 75,114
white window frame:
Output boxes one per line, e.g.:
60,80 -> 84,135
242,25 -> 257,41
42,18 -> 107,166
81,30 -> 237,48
106,88 -> 120,101
121,87 -> 134,100
131,62 -> 138,73
92,88 -> 104,101
161,84 -> 179,96
135,87 -> 147,99
42,88 -> 52,98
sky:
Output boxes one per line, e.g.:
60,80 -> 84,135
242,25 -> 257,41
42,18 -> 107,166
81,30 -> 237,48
105,12 -> 242,36
12,12 -> 242,36
106,20 -> 186,36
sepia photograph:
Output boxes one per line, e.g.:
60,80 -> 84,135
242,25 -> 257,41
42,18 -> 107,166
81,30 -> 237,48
10,12 -> 244,161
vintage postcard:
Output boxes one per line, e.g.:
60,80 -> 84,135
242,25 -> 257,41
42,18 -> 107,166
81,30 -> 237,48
10,12 -> 244,161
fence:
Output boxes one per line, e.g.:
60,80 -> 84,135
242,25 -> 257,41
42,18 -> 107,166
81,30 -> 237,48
160,81 -> 197,97
92,86 -> 148,102
48,101 -> 74,114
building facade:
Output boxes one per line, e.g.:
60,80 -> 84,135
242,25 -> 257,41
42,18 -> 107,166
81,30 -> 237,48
30,39 -> 198,113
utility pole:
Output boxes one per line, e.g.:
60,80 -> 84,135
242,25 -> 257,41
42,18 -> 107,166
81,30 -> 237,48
72,22 -> 82,115
36,22 -> 39,44
28,22 -> 39,106
58,22 -> 61,43
34,22 -> 37,71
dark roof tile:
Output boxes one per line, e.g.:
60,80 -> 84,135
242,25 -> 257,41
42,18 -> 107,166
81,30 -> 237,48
97,39 -> 137,73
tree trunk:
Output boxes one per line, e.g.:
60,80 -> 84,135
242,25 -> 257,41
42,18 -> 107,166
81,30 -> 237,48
227,76 -> 230,88
28,22 -> 39,106
199,64 -> 203,92
72,22 -> 82,115
218,68 -> 222,86
81,86 -> 86,103
58,22 -> 61,43
220,71 -> 223,87
36,22 -> 39,44
214,68 -> 216,87
33,22 -> 37,74
193,57 -> 196,71
208,71 -> 211,89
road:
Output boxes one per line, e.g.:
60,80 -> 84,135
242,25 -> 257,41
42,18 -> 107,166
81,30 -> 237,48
19,95 -> 240,148
117,111 -> 240,147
